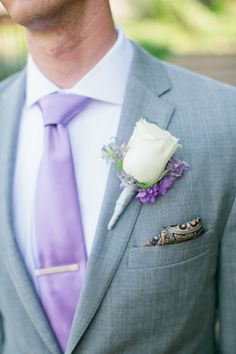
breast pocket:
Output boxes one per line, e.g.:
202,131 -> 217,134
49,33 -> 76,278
127,229 -> 217,295
128,229 -> 214,269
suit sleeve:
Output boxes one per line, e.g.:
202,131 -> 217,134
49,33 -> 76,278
219,194 -> 236,353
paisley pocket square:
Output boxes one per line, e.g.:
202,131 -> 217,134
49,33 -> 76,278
144,217 -> 204,247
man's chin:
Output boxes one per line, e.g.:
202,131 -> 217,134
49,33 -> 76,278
0,0 -> 69,29
4,12 -> 50,31
0,2 -> 40,28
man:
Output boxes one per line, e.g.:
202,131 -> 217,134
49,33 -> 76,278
0,0 -> 235,353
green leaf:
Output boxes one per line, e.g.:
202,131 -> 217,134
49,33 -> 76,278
137,169 -> 170,189
116,160 -> 123,173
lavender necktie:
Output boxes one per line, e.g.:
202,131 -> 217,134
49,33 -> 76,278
35,93 -> 90,352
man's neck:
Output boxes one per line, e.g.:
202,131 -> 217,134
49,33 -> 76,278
26,1 -> 117,89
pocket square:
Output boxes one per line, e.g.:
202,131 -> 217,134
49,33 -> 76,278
144,217 -> 204,247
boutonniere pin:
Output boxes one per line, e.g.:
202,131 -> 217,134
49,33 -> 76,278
102,118 -> 189,230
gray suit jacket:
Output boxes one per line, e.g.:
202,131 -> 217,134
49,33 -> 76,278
0,43 -> 236,354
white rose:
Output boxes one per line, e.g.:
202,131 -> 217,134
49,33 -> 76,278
123,118 -> 180,184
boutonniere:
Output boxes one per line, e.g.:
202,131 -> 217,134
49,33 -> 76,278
102,118 -> 189,230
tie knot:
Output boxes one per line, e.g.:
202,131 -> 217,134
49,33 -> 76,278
38,93 -> 90,126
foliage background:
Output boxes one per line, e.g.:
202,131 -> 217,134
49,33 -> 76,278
115,0 -> 236,59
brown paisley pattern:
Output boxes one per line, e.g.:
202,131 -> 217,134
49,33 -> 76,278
144,217 -> 204,247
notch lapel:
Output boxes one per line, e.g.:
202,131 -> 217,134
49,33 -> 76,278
0,72 -> 61,354
66,44 -> 176,354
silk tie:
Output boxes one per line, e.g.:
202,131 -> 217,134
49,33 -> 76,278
35,93 -> 90,352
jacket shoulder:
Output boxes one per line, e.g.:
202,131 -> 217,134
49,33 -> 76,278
162,60 -> 236,106
0,71 -> 23,97
131,42 -> 236,107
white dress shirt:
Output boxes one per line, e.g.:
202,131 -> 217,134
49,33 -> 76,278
13,27 -> 133,291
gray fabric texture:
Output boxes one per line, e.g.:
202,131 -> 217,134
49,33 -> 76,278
0,42 -> 236,354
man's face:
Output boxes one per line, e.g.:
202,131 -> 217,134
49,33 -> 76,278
0,0 -> 78,29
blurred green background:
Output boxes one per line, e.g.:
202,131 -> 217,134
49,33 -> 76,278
0,0 -> 236,84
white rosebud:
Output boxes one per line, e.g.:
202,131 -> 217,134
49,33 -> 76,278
123,118 -> 180,184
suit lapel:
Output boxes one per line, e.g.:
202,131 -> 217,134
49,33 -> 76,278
66,44 -> 176,354
0,72 -> 62,354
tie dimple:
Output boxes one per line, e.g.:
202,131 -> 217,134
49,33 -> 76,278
38,93 -> 90,126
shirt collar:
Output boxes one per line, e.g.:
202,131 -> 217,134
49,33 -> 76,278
25,27 -> 133,108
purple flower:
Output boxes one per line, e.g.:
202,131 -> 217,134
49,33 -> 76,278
136,156 -> 189,204
158,175 -> 173,195
167,156 -> 189,177
102,138 -> 127,163
136,184 -> 160,203
118,170 -> 136,189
